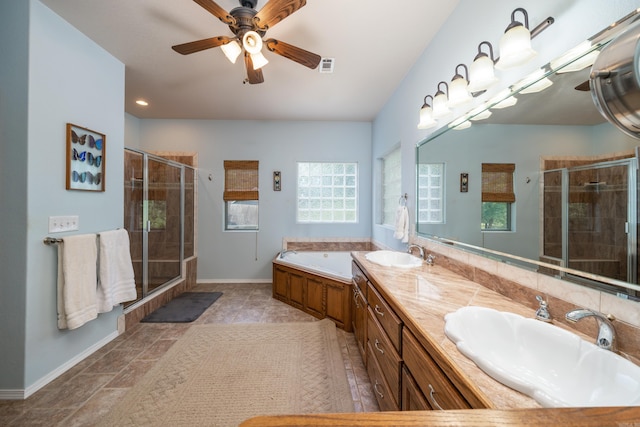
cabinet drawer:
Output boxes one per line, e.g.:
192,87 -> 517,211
351,261 -> 368,301
402,366 -> 431,411
367,308 -> 402,407
367,282 -> 402,352
402,329 -> 470,410
366,341 -> 400,412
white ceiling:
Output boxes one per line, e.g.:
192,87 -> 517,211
39,0 -> 458,121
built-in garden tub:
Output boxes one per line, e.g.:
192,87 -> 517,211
272,251 -> 353,331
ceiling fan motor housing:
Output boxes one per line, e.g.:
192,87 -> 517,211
590,18 -> 640,139
229,5 -> 265,38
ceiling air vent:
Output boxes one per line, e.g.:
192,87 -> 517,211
319,58 -> 335,73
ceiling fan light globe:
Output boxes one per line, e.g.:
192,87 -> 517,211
251,51 -> 269,70
221,40 -> 242,64
243,31 -> 264,54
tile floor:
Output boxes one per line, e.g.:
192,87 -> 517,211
0,283 -> 379,426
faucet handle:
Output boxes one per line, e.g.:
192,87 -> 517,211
535,295 -> 552,322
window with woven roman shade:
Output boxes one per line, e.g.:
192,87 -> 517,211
481,163 -> 515,203
224,160 -> 259,230
481,163 -> 515,231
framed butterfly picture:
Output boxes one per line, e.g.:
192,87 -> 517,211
65,123 -> 106,191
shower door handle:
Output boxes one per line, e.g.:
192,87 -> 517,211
147,220 -> 151,232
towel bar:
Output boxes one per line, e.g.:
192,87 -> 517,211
43,237 -> 63,245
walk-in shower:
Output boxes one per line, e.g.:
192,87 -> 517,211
123,148 -> 196,306
543,157 -> 638,290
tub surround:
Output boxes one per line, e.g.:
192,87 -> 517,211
282,237 -> 374,252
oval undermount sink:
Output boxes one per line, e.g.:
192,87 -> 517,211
365,250 -> 422,268
444,306 -> 640,407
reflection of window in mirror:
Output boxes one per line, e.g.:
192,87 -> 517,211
380,146 -> 401,227
481,163 -> 515,231
418,163 -> 444,224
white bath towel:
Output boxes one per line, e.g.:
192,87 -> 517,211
57,234 -> 98,330
97,229 -> 137,313
393,205 -> 409,243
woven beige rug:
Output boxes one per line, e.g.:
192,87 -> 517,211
99,319 -> 354,426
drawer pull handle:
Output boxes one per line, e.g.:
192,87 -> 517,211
373,381 -> 384,398
374,339 -> 384,354
374,305 -> 385,317
428,384 -> 444,411
353,288 -> 361,308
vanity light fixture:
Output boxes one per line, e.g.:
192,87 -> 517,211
551,41 -> 599,73
489,89 -> 518,109
468,104 -> 492,121
243,31 -> 268,70
448,64 -> 473,107
449,117 -> 472,130
221,39 -> 242,64
495,8 -> 555,70
432,81 -> 452,119
417,95 -> 437,129
468,41 -> 499,93
517,68 -> 553,94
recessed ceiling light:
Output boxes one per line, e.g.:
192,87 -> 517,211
136,99 -> 149,106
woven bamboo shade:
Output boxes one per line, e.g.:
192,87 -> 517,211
223,160 -> 259,201
482,163 -> 515,203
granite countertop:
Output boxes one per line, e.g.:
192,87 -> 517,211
351,251 -> 550,409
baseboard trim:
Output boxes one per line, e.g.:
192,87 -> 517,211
0,330 -> 119,400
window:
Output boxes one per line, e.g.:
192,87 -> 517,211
381,147 -> 401,227
417,163 -> 444,224
297,162 -> 358,223
224,160 -> 259,230
481,163 -> 515,231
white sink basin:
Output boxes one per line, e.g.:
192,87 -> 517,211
365,250 -> 422,268
444,306 -> 640,407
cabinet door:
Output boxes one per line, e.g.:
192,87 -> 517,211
289,271 -> 305,309
402,329 -> 470,410
351,285 -> 367,365
304,276 -> 325,317
402,366 -> 431,411
326,281 -> 351,331
273,266 -> 289,300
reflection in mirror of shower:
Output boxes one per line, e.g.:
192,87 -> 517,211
542,159 -> 636,284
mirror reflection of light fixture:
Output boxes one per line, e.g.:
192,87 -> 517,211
221,39 -> 242,64
551,41 -> 599,73
449,117 -> 472,130
448,64 -> 473,107
468,41 -> 498,93
417,95 -> 437,129
243,31 -> 268,70
432,81 -> 451,119
517,68 -> 553,94
496,8 -> 555,70
468,104 -> 492,121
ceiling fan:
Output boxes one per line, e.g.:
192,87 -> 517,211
172,0 -> 321,84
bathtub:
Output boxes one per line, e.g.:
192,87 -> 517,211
273,251 -> 353,283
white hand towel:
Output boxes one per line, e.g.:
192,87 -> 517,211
97,229 -> 137,313
393,206 -> 410,243
57,234 -> 98,330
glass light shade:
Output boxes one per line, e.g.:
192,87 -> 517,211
449,118 -> 472,130
491,95 -> 518,109
518,69 -> 553,94
250,51 -> 269,70
417,105 -> 437,129
550,41 -> 594,72
496,25 -> 536,69
468,55 -> 498,93
432,92 -> 451,119
469,106 -> 492,121
448,76 -> 472,107
243,31 -> 263,54
221,40 -> 242,64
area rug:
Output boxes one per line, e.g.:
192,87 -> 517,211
98,319 -> 354,427
140,291 -> 223,323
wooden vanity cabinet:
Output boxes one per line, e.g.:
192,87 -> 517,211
367,341 -> 399,411
401,366 -> 431,411
272,264 -> 352,331
402,328 -> 471,410
351,262 -> 368,363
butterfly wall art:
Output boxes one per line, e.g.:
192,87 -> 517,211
66,123 -> 106,191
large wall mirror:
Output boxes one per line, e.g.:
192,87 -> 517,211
417,9 -> 640,297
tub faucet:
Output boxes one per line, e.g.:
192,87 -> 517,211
565,309 -> 616,351
279,250 -> 297,259
407,244 -> 425,259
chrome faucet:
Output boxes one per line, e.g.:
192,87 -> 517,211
535,295 -> 551,322
279,250 -> 297,259
425,254 -> 436,266
565,309 -> 616,351
407,244 -> 425,259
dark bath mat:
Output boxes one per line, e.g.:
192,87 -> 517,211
141,292 -> 223,323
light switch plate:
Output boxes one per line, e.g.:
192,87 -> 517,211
48,216 -> 79,233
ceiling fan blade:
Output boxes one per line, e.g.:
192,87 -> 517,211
575,80 -> 591,91
254,0 -> 306,30
265,39 -> 321,69
193,0 -> 235,25
244,52 -> 265,84
172,36 -> 232,55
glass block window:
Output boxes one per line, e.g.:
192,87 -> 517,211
418,163 -> 444,223
297,162 -> 358,223
381,147 -> 402,227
